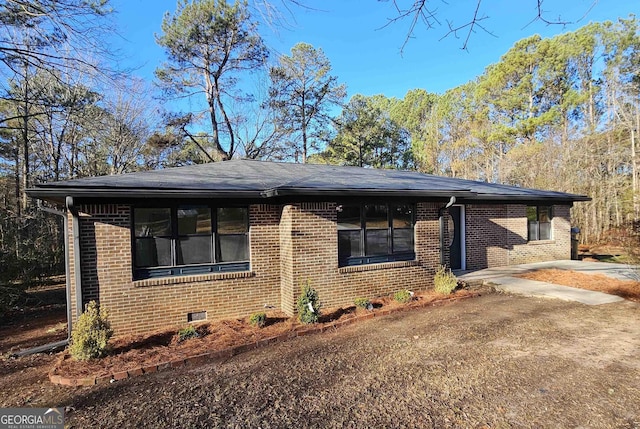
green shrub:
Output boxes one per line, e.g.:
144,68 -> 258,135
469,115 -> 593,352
393,289 -> 412,304
296,280 -> 321,324
177,325 -> 199,342
249,312 -> 267,328
434,265 -> 458,295
69,301 -> 113,361
354,297 -> 371,309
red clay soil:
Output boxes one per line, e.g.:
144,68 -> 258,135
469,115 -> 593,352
0,305 -> 69,407
0,305 -> 68,353
54,289 -> 476,379
517,269 -> 640,302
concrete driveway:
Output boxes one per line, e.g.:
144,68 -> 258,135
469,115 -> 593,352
457,260 -> 638,305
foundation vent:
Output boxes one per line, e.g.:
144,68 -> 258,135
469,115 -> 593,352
187,311 -> 207,323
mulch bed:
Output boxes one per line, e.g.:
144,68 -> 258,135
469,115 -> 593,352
51,289 -> 478,385
517,269 -> 640,302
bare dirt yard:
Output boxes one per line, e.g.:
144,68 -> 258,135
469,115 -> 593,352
2,291 -> 639,428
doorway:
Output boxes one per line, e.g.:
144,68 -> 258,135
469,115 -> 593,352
448,205 -> 466,270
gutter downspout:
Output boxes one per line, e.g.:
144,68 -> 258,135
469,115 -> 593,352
11,203 -> 72,357
438,196 -> 456,266
66,196 -> 83,320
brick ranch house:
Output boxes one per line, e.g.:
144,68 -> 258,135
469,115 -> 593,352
28,160 -> 589,336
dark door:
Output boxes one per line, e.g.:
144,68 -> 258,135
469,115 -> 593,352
448,206 -> 462,270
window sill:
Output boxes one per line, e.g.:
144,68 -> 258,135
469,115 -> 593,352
339,259 -> 420,274
527,240 -> 556,245
134,270 -> 254,288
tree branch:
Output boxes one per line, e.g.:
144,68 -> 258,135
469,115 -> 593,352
383,0 -> 598,52
179,123 -> 217,163
439,0 -> 496,51
522,0 -> 572,29
378,0 -> 440,55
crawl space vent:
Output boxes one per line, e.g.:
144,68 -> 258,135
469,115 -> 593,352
187,311 -> 207,322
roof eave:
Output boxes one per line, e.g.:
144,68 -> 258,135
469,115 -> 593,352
460,194 -> 591,203
260,187 -> 477,199
27,186 -> 591,204
26,187 -> 266,201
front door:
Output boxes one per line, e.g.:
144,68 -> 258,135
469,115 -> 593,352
448,205 -> 464,270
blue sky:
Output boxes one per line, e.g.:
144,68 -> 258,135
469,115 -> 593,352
112,0 -> 639,100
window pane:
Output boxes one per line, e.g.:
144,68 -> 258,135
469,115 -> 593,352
539,222 -> 552,240
366,229 -> 389,255
392,205 -> 413,228
393,228 -> 414,252
365,204 -> 388,229
528,221 -> 539,241
219,234 -> 249,262
217,208 -> 248,234
135,237 -> 171,267
178,207 -> 211,235
539,206 -> 552,223
338,230 -> 362,259
526,206 -> 537,222
177,236 -> 212,265
134,208 -> 171,237
337,205 -> 361,230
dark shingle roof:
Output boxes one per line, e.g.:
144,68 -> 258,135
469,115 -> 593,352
27,159 -> 590,203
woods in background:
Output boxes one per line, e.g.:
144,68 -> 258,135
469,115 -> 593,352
0,0 -> 638,292
322,19 -> 640,244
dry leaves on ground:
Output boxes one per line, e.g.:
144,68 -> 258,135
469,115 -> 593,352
517,269 -> 640,302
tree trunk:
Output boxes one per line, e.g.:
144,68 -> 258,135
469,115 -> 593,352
300,85 -> 307,164
20,60 -> 30,213
632,123 -> 638,221
203,58 -> 228,161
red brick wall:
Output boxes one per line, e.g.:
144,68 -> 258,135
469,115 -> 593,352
464,204 -> 571,270
67,200 -> 572,336
69,204 -> 282,336
67,211 -> 77,319
506,204 -> 571,265
279,205 -> 295,315
278,202 -> 441,315
465,205 -> 509,270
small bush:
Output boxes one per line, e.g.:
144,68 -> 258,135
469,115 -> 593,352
177,325 -> 199,342
69,301 -> 113,361
296,280 -> 321,324
434,265 -> 458,295
249,312 -> 267,328
393,289 -> 412,304
354,297 -> 371,309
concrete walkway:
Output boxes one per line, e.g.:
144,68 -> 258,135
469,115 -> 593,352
456,260 -> 636,305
